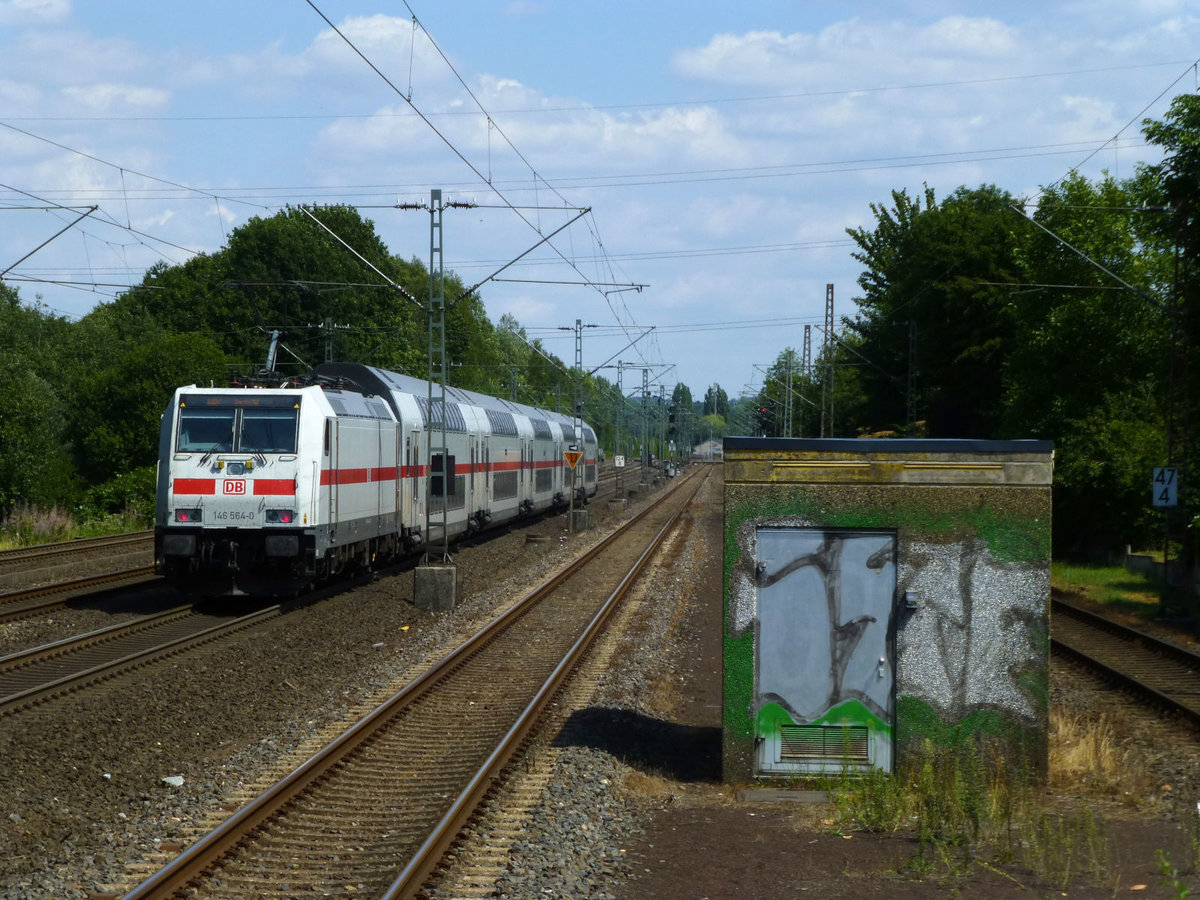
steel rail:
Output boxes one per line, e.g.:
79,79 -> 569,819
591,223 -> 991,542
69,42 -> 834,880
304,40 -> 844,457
385,468 -> 707,899
1051,596 -> 1200,728
121,467 -> 704,900
0,530 -> 152,565
0,604 -> 194,672
0,567 -> 160,624
0,605 -> 283,717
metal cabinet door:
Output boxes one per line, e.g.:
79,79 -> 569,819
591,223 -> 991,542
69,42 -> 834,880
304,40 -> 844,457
754,528 -> 896,774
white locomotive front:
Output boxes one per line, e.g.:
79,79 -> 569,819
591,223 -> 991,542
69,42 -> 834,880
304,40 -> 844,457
155,364 -> 599,596
155,382 -> 402,595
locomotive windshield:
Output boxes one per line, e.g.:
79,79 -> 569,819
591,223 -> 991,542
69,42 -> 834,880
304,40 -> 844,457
240,408 -> 299,453
178,407 -> 235,453
177,394 -> 299,454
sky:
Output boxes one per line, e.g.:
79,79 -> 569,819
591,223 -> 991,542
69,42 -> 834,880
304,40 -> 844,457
2,0 -> 1198,407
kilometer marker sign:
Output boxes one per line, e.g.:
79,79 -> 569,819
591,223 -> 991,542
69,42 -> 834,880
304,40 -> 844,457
1153,466 -> 1178,507
564,450 -> 583,469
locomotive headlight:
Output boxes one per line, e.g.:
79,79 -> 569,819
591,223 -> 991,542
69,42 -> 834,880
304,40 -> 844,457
174,508 -> 202,523
265,509 -> 295,524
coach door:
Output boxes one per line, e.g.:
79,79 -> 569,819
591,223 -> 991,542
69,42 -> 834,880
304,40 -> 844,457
754,528 -> 896,775
524,438 -> 532,502
325,417 -> 338,529
393,425 -> 402,524
468,435 -> 477,511
483,437 -> 491,504
407,429 -> 420,523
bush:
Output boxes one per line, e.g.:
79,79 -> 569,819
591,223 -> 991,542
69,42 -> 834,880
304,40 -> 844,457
0,503 -> 75,547
78,465 -> 156,526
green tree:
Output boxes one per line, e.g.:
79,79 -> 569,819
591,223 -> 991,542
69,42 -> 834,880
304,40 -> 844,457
703,383 -> 729,419
0,359 -> 77,513
846,184 -> 1023,437
116,206 -> 427,375
1004,171 -> 1161,439
1054,393 -> 1166,556
0,286 -> 80,513
669,382 -> 693,451
74,333 -> 229,483
1139,94 -> 1200,567
698,412 -> 726,439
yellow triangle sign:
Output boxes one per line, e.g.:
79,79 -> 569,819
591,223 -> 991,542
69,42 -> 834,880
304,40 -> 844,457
564,450 -> 583,469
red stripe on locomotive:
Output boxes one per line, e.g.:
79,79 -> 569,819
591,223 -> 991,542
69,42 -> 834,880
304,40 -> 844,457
173,478 -> 216,495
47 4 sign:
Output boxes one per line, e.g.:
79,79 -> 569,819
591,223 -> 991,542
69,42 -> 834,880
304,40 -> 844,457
1152,467 -> 1178,507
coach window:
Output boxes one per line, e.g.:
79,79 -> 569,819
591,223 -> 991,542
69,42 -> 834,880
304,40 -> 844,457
178,407 -> 235,453
240,407 -> 299,454
431,453 -> 456,497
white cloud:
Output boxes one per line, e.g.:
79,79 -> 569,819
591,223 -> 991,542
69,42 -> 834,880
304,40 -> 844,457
672,16 -> 1024,89
0,77 -> 41,108
0,0 -> 69,25
61,83 -> 168,112
2,4 -> 1197,386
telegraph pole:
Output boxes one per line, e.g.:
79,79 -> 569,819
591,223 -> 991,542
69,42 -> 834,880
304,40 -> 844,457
569,318 -> 583,530
641,368 -> 650,486
783,351 -> 793,438
802,324 -> 812,437
821,284 -> 835,437
615,360 -> 625,498
426,189 -> 452,563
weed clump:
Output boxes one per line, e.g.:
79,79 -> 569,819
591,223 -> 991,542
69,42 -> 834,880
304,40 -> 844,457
820,739 -> 1112,891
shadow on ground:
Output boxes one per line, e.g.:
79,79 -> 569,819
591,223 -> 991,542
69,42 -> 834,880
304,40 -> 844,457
552,706 -> 721,782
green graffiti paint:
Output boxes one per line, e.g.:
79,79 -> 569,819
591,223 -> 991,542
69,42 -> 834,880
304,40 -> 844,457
896,694 -> 1033,747
754,698 -> 892,740
723,631 -> 755,740
725,487 -> 1049,562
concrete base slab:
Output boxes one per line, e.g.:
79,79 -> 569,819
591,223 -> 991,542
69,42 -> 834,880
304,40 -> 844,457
570,509 -> 590,532
607,498 -> 628,512
735,789 -> 830,805
414,564 -> 457,611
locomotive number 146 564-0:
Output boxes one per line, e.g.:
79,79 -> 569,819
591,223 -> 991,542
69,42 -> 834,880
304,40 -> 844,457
211,510 -> 257,522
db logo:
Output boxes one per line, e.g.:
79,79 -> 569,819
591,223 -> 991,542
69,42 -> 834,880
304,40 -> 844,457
223,479 -> 247,496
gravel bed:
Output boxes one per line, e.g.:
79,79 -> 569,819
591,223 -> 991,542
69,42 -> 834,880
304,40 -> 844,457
6,466 -> 1199,899
468,469 -> 1200,899
489,489 -> 715,900
0,484 -> 660,899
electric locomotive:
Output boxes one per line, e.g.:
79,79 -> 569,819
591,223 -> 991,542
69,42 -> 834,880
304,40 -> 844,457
154,362 -> 599,596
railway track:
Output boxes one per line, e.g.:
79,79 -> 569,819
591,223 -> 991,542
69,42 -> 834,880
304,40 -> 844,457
0,603 -> 283,717
0,470 -> 640,627
1051,595 -> 1200,726
0,566 -> 161,624
0,530 -> 152,567
121,466 -> 707,900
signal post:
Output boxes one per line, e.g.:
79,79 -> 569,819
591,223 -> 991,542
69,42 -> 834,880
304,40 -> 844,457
565,447 -> 588,533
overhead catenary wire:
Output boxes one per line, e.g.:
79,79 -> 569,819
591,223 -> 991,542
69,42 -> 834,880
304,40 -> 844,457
3,59 -> 1185,124
4,138 -> 1150,203
1040,57 -> 1200,197
302,1 -> 654,369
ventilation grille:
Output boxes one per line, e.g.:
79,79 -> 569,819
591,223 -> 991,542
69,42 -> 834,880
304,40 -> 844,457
485,408 -> 518,436
780,725 -> 869,761
415,398 -> 466,431
493,471 -> 518,500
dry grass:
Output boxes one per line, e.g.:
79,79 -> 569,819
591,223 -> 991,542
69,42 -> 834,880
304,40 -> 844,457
1049,707 -> 1150,800
621,769 -> 674,801
0,503 -> 74,548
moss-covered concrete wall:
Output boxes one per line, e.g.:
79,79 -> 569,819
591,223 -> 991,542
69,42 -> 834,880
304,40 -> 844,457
722,439 -> 1052,783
